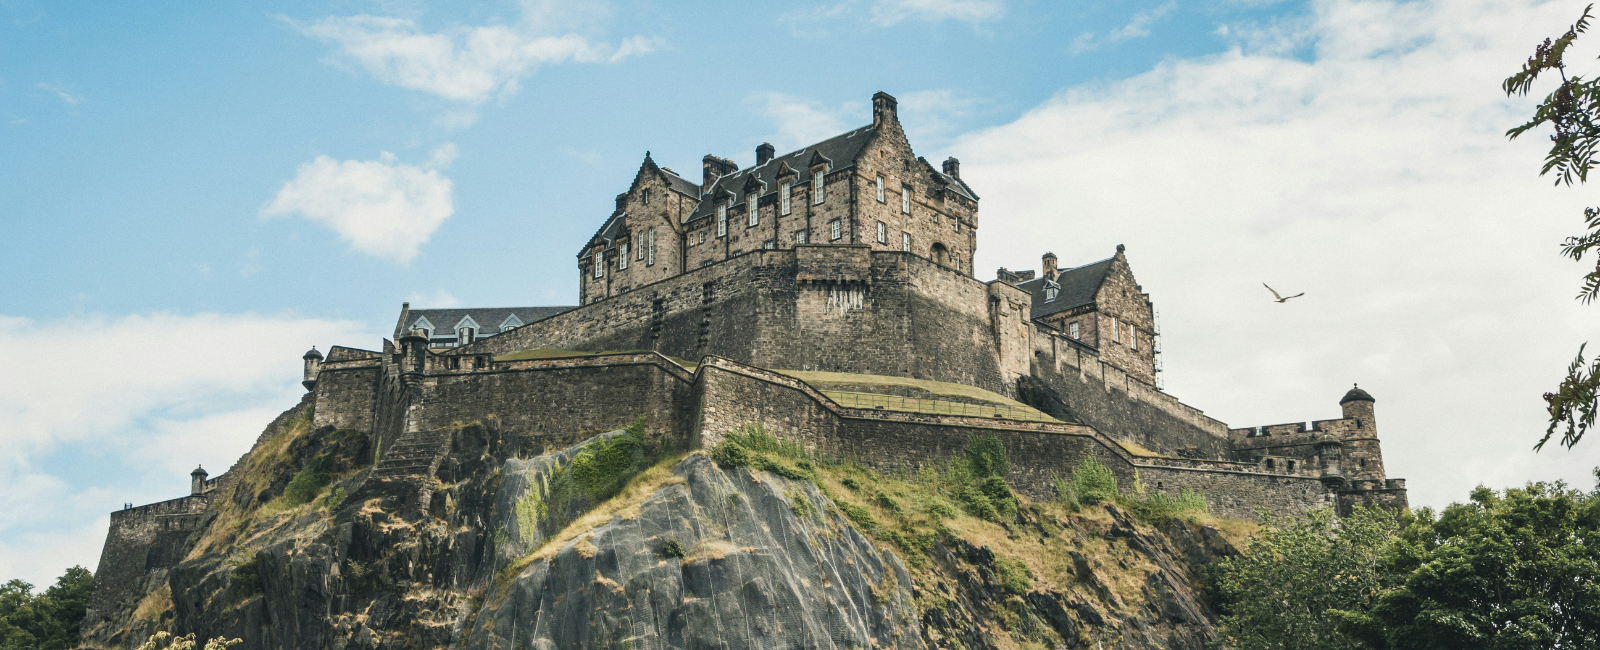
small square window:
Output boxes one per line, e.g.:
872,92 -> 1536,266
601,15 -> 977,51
764,239 -> 775,250
829,219 -> 841,241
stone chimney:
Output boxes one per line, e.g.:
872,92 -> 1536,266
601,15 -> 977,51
756,142 -> 775,166
942,157 -> 960,178
872,91 -> 898,129
1042,252 -> 1058,281
615,193 -> 628,213
190,466 -> 208,495
702,155 -> 737,190
302,347 -> 323,391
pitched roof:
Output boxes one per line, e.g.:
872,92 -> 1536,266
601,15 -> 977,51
1015,257 -> 1115,319
406,306 -> 576,340
684,125 -> 880,225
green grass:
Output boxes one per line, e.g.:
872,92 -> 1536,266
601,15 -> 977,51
494,348 -> 652,362
820,390 -> 1059,422
771,369 -> 1036,408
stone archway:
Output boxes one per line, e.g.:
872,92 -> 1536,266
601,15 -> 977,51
931,242 -> 949,266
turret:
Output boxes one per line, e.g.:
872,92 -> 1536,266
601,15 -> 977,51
399,328 -> 430,386
190,466 -> 208,495
1340,384 -> 1376,432
302,347 -> 323,391
1042,252 -> 1058,281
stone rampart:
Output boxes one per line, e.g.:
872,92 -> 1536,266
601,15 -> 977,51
312,355 -> 381,434
85,495 -> 212,634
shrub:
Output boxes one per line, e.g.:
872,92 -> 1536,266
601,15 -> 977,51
876,493 -> 903,515
1052,472 -> 1079,511
566,426 -> 647,501
842,476 -> 862,491
660,538 -> 684,558
283,455 -> 333,506
836,501 -> 878,532
789,491 -> 815,519
926,500 -> 958,520
1122,488 -> 1207,522
963,434 -> 1009,479
993,557 -> 1034,594
710,441 -> 751,468
1071,456 -> 1119,504
955,485 -> 998,521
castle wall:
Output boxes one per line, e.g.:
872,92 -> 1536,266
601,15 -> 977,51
84,495 -> 211,633
312,361 -> 380,433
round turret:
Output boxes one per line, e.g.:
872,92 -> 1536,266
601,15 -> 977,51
398,329 -> 431,380
1340,384 -> 1374,404
190,465 -> 208,495
302,346 -> 323,391
1339,383 -> 1376,431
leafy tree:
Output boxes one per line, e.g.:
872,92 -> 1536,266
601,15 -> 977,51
1209,506 -> 1403,650
1342,480 -> 1600,649
1505,4 -> 1600,449
0,566 -> 95,650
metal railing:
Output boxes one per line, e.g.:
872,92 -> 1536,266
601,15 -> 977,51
820,391 -> 1059,423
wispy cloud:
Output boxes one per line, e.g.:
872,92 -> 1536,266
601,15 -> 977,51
291,10 -> 660,104
404,290 -> 461,308
746,93 -> 853,154
1070,2 -> 1175,54
781,0 -> 1002,35
35,82 -> 80,105
262,144 -> 457,264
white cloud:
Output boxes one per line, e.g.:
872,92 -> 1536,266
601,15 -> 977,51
293,13 -> 659,104
405,289 -> 461,308
747,93 -> 855,153
959,0 -> 1600,510
0,312 -> 372,586
262,144 -> 457,264
869,0 -> 1004,25
1071,2 -> 1175,54
35,82 -> 80,105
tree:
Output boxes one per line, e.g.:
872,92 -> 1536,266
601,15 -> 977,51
1208,506 -> 1404,650
1343,480 -> 1600,650
0,566 -> 96,650
1504,4 -> 1600,450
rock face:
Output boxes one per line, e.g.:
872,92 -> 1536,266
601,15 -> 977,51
83,416 -> 1238,650
468,454 -> 920,650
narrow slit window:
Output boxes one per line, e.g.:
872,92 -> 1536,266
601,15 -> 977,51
901,186 -> 911,214
619,241 -> 629,269
876,175 -> 885,202
1112,317 -> 1119,343
647,228 -> 656,265
747,192 -> 759,226
717,202 -> 728,237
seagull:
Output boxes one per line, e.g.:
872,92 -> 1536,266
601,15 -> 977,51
1263,283 -> 1305,303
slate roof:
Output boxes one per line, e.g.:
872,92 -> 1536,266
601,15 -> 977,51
1014,257 -> 1115,319
407,306 -> 576,342
659,166 -> 701,197
684,125 -> 880,225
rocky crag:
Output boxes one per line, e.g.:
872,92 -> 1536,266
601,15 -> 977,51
83,401 -> 1246,650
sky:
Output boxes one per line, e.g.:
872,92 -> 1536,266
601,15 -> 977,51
3,0 -> 1599,587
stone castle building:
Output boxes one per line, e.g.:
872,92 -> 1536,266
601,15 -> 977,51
90,92 -> 1407,628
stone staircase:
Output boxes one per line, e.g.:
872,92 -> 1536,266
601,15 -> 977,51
373,429 -> 450,477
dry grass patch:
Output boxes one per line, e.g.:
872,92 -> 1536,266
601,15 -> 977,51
772,369 -> 1035,409
510,454 -> 688,570
133,584 -> 172,621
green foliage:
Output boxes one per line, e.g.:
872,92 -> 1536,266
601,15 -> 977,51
660,538 -> 684,558
710,441 -> 751,468
1071,455 -> 1119,505
875,492 -> 903,515
954,484 -> 998,521
789,490 -> 815,519
992,557 -> 1033,594
841,476 -> 862,491
963,434 -> 1009,479
509,418 -> 658,546
0,566 -> 94,650
133,631 -> 242,650
229,556 -> 262,595
1343,480 -> 1600,649
925,500 -> 958,520
283,455 -> 333,507
836,501 -> 878,532
1505,5 -> 1600,448
1209,506 -> 1402,650
1051,472 -> 1079,511
1120,488 -> 1208,523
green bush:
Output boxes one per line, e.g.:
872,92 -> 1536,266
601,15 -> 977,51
875,493 -> 904,515
283,455 -> 333,506
842,476 -> 862,491
993,557 -> 1034,594
963,434 -> 1009,479
1052,472 -> 1079,511
955,485 -> 999,521
566,424 -> 647,501
836,501 -> 878,532
660,538 -> 684,558
926,500 -> 958,520
710,441 -> 751,468
1122,488 -> 1207,522
1071,456 -> 1119,504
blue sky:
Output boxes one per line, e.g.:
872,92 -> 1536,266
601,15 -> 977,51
4,0 -> 1600,587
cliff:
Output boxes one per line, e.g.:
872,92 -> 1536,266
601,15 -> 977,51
83,400 -> 1247,650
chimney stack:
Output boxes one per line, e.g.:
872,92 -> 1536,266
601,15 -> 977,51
756,142 -> 775,166
1042,252 -> 1058,281
615,193 -> 628,213
872,91 -> 898,128
702,154 -> 737,189
942,157 -> 960,178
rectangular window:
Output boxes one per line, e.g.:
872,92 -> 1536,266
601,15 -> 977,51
619,242 -> 629,269
829,219 -> 841,240
1069,322 -> 1080,339
1112,317 -> 1119,343
952,252 -> 960,271
763,239 -> 775,250
717,203 -> 728,237
1131,329 -> 1138,351
795,229 -> 808,244
647,228 -> 656,265
780,182 -> 792,215
901,231 -> 911,252
901,186 -> 911,214
593,250 -> 603,278
876,175 -> 885,202
748,192 -> 759,226
876,221 -> 887,243
813,170 -> 825,204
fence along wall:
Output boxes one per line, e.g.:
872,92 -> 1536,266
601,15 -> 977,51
693,357 -> 1330,520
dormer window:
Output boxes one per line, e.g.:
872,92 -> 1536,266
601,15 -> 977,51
813,170 -> 825,204
1044,281 -> 1059,303
780,182 -> 792,215
499,314 -> 523,333
747,192 -> 759,226
619,241 -> 629,269
717,202 -> 728,237
412,316 -> 435,341
901,186 -> 911,214
593,250 -> 603,278
876,175 -> 885,202
453,316 -> 481,347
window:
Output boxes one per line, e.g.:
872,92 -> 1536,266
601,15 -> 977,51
1131,329 -> 1137,351
647,228 -> 656,265
458,327 -> 476,346
1044,283 -> 1059,302
901,231 -> 911,252
642,189 -> 651,204
876,220 -> 887,243
795,230 -> 808,244
1112,317 -> 1119,343
619,242 -> 629,269
813,170 -> 825,204
876,175 -> 885,202
780,182 -> 792,215
829,219 -> 841,240
593,250 -> 603,278
764,239 -> 775,250
901,187 -> 911,214
500,315 -> 523,333
717,202 -> 728,237
637,235 -> 645,260
748,192 -> 759,226
1069,322 -> 1079,339
953,252 -> 961,271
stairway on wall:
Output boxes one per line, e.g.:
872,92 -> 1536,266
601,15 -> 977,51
373,428 -> 450,478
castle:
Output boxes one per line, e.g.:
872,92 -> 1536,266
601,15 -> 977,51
90,92 -> 1406,624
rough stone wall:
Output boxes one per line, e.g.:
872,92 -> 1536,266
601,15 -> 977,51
83,495 -> 211,633
850,121 -> 976,275
1090,253 -> 1158,384
1137,466 -> 1332,519
1031,335 -> 1231,458
580,167 -> 695,302
311,361 -> 380,433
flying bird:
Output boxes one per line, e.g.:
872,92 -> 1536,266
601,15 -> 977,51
1263,283 -> 1304,303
